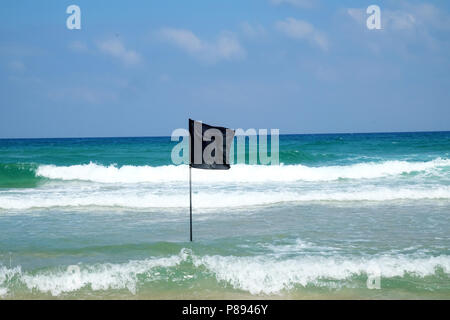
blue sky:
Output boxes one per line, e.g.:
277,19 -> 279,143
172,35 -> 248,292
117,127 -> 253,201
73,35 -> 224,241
1,0 -> 449,138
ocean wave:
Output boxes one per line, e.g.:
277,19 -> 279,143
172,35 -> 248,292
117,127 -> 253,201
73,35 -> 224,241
0,187 -> 449,210
0,249 -> 449,296
194,254 -> 450,294
0,163 -> 42,188
35,158 -> 450,184
0,253 -> 185,296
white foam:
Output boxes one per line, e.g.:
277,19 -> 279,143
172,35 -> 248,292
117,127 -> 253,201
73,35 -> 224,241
35,158 -> 450,184
18,251 -> 188,296
1,250 -> 448,296
0,186 -> 449,210
261,239 -> 336,254
193,254 -> 450,294
0,265 -> 21,297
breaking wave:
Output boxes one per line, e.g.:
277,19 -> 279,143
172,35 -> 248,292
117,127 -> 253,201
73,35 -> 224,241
0,249 -> 449,296
35,158 -> 450,183
0,187 -> 449,210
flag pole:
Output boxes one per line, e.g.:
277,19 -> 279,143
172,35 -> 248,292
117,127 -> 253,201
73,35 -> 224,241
189,164 -> 193,242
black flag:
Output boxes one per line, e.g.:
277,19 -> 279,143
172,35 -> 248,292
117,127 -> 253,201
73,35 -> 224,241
189,119 -> 235,170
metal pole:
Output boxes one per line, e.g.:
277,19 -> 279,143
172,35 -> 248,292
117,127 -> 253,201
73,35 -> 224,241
189,165 -> 193,242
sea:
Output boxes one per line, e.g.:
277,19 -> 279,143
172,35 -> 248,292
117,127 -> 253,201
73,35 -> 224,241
0,131 -> 449,299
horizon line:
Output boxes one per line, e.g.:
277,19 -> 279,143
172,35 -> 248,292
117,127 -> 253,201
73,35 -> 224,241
0,129 -> 449,140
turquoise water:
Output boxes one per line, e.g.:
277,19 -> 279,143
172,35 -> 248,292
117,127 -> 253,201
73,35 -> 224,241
0,132 -> 449,299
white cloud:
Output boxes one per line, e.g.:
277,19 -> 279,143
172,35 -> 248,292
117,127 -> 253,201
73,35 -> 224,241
347,3 -> 450,32
347,7 -> 415,31
275,18 -> 328,51
402,2 -> 450,31
97,38 -> 141,66
241,22 -> 266,38
0,44 -> 45,57
68,41 -> 88,53
386,11 -> 416,30
159,74 -> 170,82
270,0 -> 317,8
346,2 -> 450,53
48,86 -> 118,105
347,8 -> 365,25
7,60 -> 26,73
159,28 -> 246,63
